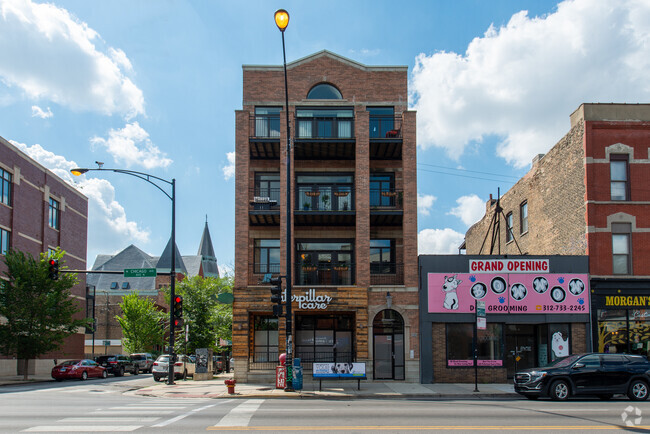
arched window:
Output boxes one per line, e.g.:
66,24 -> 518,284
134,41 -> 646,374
307,83 -> 342,100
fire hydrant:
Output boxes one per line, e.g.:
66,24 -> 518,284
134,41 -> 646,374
225,379 -> 236,394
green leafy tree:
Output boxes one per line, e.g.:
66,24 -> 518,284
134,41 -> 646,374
0,249 -> 88,380
164,275 -> 233,354
115,292 -> 166,354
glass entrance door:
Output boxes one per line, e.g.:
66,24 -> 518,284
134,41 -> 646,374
505,324 -> 537,378
372,309 -> 405,380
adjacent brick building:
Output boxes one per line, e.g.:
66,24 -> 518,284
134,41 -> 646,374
0,135 -> 88,376
234,51 -> 418,382
462,103 -> 650,375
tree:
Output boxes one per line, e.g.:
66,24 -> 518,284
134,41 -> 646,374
115,292 -> 166,354
164,275 -> 233,354
0,249 -> 88,380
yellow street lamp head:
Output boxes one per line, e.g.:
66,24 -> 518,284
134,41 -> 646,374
70,168 -> 88,176
274,9 -> 289,32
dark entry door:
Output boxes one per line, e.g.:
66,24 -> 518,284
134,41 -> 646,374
373,309 -> 405,380
505,324 -> 536,378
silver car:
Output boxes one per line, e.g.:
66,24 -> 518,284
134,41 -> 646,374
152,354 -> 196,382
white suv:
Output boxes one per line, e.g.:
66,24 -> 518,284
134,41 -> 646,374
152,354 -> 196,382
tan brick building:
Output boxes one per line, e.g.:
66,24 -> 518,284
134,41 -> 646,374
459,103 -> 650,376
233,51 -> 418,382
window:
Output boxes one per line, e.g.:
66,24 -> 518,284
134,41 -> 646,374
254,173 -> 280,204
446,323 -> 503,366
0,168 -> 11,206
610,155 -> 629,200
520,201 -> 528,234
296,240 -> 353,285
296,108 -> 353,139
110,282 -> 118,289
296,314 -> 353,364
370,239 -> 394,274
0,228 -> 9,255
368,107 -> 394,138
254,107 -> 281,138
48,198 -> 60,229
307,83 -> 342,100
612,223 -> 632,274
254,240 -> 280,274
370,173 -> 395,207
296,174 -> 353,212
122,282 -> 130,289
253,316 -> 278,363
506,212 -> 514,242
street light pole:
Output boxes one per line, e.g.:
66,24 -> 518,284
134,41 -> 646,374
275,8 -> 294,392
71,165 -> 177,385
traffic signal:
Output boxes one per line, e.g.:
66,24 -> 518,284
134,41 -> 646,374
48,258 -> 59,280
269,277 -> 283,317
173,295 -> 183,319
173,317 -> 184,329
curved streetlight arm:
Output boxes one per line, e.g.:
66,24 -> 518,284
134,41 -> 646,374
71,167 -> 173,201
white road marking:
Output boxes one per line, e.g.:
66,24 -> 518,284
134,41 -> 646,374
213,399 -> 264,427
109,406 -> 187,410
91,410 -> 174,415
23,426 -> 141,432
58,417 -> 160,423
151,399 -> 234,427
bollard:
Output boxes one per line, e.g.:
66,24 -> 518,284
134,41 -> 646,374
225,378 -> 236,394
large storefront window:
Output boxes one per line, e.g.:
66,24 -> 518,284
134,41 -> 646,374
596,309 -> 650,356
296,314 -> 353,365
253,316 -> 278,364
446,323 -> 503,367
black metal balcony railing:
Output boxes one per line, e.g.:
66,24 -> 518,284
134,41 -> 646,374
297,188 -> 354,212
370,263 -> 404,286
251,115 -> 281,139
369,115 -> 402,139
296,262 -> 355,286
295,117 -> 355,140
249,188 -> 281,210
369,189 -> 403,209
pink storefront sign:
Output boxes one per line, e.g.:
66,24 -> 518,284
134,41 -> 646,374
477,359 -> 503,367
447,360 -> 474,367
429,273 -> 590,314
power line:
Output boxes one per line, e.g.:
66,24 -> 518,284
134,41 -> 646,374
418,162 -> 521,180
417,167 -> 518,184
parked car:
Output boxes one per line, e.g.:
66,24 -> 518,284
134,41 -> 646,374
130,353 -> 154,373
213,355 -> 224,374
51,359 -> 107,381
514,353 -> 650,401
95,354 -> 139,376
152,354 -> 196,382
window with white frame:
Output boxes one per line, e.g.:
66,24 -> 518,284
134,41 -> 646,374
48,198 -> 60,229
610,155 -> 629,201
506,212 -> 514,242
0,168 -> 11,206
612,223 -> 632,274
0,228 -> 9,255
520,201 -> 528,234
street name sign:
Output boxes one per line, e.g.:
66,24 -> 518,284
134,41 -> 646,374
123,268 -> 157,277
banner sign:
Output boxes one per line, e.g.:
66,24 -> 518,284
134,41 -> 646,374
469,259 -> 549,273
428,273 -> 589,314
448,359 -> 503,367
312,362 -> 366,378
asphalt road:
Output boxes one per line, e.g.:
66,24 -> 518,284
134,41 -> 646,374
1,375 -> 650,433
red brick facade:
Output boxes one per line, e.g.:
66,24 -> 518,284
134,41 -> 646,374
234,51 -> 418,382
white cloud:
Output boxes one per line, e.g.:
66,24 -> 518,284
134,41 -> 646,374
418,228 -> 465,254
31,104 -> 52,118
90,122 -> 172,169
449,194 -> 486,226
0,0 -> 144,118
411,0 -> 650,168
222,151 -> 235,180
10,140 -> 150,261
417,193 -> 436,216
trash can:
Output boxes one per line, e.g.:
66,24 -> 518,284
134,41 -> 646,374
293,358 -> 303,391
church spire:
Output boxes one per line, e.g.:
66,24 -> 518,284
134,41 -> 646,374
198,219 -> 219,277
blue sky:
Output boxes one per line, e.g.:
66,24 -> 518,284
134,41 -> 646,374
1,0 -> 649,273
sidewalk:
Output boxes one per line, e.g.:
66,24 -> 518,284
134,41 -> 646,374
0,373 -> 518,400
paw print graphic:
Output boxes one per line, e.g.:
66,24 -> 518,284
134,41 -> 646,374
578,298 -> 584,305
498,296 -> 506,304
469,275 -> 476,282
558,277 -> 565,284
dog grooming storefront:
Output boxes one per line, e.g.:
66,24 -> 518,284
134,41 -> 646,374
419,255 -> 591,383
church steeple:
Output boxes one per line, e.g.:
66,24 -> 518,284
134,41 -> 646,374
198,217 -> 219,277
156,237 -> 187,275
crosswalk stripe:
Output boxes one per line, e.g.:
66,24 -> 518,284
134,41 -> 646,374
91,410 -> 173,415
213,399 -> 264,427
109,406 -> 187,410
152,399 -> 234,428
58,417 -> 160,423
23,426 -> 141,432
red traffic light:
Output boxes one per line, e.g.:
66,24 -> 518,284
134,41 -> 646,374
48,259 -> 57,266
174,295 -> 182,303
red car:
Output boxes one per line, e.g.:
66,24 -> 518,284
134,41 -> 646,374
51,359 -> 107,381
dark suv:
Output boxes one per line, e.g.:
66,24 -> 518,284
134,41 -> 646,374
95,355 -> 139,376
514,353 -> 650,401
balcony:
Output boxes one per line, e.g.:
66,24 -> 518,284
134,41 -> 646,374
370,188 -> 403,226
249,115 -> 281,159
295,262 -> 355,286
370,263 -> 404,286
370,115 -> 402,160
249,188 -> 281,226
294,188 -> 355,226
294,115 -> 355,160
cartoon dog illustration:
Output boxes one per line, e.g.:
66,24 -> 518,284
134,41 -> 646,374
568,279 -> 585,295
333,363 -> 352,374
532,277 -> 549,294
551,332 -> 569,357
442,275 -> 461,310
